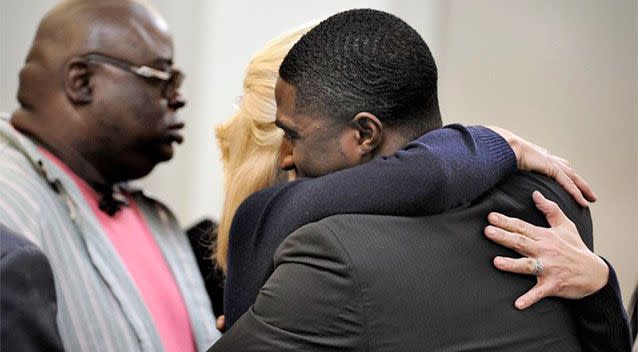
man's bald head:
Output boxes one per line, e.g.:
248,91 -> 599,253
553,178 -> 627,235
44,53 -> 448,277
18,0 -> 172,106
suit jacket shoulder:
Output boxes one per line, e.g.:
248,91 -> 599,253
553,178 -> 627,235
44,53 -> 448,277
1,224 -> 65,352
211,220 -> 365,352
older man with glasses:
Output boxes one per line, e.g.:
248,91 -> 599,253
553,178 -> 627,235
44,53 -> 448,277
0,0 -> 219,351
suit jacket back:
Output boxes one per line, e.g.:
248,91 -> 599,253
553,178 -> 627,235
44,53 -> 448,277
212,172 -> 588,351
318,172 -> 586,351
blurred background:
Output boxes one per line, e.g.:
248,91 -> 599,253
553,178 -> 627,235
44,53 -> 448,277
1,0 -> 636,307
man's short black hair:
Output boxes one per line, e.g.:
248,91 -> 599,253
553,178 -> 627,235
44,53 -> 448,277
279,8 -> 442,138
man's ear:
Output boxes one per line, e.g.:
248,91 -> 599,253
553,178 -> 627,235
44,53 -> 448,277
64,58 -> 93,105
278,138 -> 295,172
350,112 -> 383,156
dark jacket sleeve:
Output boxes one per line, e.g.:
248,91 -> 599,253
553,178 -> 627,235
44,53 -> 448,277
1,229 -> 65,352
569,260 -> 632,351
224,124 -> 517,328
211,222 -> 360,352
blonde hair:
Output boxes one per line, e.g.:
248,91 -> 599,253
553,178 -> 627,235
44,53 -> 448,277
215,24 -> 315,271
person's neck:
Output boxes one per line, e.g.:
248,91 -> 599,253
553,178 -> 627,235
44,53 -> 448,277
11,108 -> 111,189
376,116 -> 443,157
374,128 -> 412,157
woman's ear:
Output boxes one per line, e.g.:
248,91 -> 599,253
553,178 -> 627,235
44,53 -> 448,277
64,58 -> 93,105
350,112 -> 383,156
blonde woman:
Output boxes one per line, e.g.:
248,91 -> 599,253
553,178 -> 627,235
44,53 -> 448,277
214,24 -> 616,338
216,24 -> 312,271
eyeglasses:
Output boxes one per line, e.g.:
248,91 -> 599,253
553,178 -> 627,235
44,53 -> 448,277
80,53 -> 184,100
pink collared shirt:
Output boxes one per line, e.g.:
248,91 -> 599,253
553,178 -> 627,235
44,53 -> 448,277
42,149 -> 196,352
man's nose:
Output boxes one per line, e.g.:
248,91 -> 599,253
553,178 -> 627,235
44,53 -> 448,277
168,91 -> 186,110
278,139 -> 295,171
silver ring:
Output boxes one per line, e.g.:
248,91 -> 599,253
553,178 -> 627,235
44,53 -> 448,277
532,258 -> 544,276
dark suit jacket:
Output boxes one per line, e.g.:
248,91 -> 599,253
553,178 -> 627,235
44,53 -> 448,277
1,224 -> 65,352
211,172 -> 622,351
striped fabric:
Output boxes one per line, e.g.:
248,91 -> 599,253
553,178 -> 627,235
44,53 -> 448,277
0,114 -> 220,351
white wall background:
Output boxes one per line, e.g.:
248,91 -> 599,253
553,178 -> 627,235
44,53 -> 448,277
437,0 -> 637,309
1,0 -> 636,306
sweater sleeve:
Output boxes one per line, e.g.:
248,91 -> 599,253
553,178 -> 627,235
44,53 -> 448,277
224,124 -> 517,329
259,124 -> 516,236
569,259 -> 632,351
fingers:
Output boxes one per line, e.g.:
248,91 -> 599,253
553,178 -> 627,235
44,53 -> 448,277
484,225 -> 537,256
493,256 -> 549,310
552,167 -> 589,207
216,315 -> 226,333
531,191 -> 571,228
515,282 -> 552,310
556,161 -> 597,203
493,256 -> 538,275
554,156 -> 570,166
511,131 -> 596,206
487,212 -> 542,241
